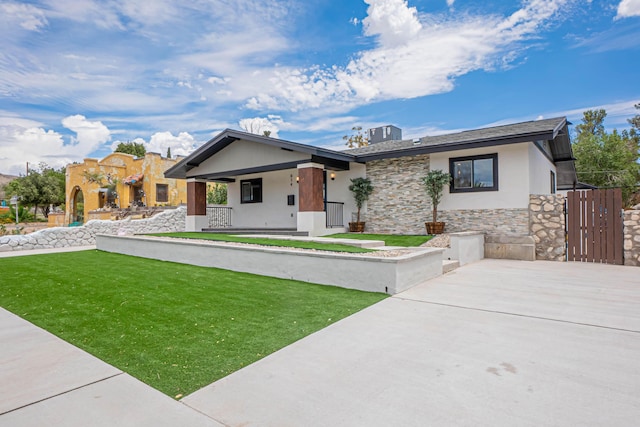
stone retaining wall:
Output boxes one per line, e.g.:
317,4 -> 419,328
624,209 -> 640,266
0,207 -> 186,252
529,194 -> 566,261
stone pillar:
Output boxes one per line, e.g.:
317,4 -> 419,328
186,179 -> 208,231
529,194 -> 566,261
297,163 -> 327,236
623,209 -> 640,266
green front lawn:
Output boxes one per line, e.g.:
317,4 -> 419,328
327,233 -> 432,247
0,251 -> 387,397
148,232 -> 373,253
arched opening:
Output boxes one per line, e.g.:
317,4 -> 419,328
70,186 -> 84,225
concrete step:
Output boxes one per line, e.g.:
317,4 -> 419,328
442,259 -> 460,274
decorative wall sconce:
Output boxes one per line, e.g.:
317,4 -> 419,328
330,172 -> 336,181
296,176 -> 299,183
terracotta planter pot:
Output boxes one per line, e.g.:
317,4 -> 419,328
349,222 -> 366,233
425,222 -> 445,235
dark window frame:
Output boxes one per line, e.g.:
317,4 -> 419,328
550,170 -> 556,194
240,178 -> 263,204
449,153 -> 499,193
156,184 -> 169,203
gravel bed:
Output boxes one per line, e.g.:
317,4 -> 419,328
421,234 -> 450,248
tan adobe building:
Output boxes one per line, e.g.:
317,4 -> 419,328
65,152 -> 187,225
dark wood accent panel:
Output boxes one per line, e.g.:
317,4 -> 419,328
298,167 -> 324,212
187,181 -> 207,216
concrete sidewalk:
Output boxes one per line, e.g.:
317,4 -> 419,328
183,259 -> 640,426
0,245 -> 97,258
0,308 -> 224,426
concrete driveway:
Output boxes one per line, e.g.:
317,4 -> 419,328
183,259 -> 640,426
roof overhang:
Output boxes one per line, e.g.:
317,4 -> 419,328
165,129 -> 355,179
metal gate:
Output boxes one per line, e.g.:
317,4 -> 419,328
566,189 -> 623,264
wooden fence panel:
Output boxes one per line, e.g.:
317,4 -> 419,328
565,188 -> 623,265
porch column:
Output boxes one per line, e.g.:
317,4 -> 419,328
186,178 -> 208,231
297,162 -> 326,236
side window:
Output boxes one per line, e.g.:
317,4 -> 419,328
156,184 -> 169,202
449,154 -> 498,193
550,171 -> 556,194
241,178 -> 262,203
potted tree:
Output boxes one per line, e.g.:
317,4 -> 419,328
348,177 -> 374,232
422,170 -> 451,235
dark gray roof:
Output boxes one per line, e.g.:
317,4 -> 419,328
347,117 -> 567,159
166,117 -> 576,187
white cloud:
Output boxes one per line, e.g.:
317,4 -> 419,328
246,0 -> 571,112
238,117 -> 282,137
446,0 -> 455,7
616,0 -> 640,18
0,124 -> 72,175
112,132 -> 199,157
61,115 -> 111,152
0,2 -> 48,31
362,0 -> 422,47
0,114 -> 114,175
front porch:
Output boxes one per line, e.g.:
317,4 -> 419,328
165,130 -> 365,236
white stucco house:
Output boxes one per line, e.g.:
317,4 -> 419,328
165,117 -> 577,237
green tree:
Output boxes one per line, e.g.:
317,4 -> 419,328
4,163 -> 66,218
573,109 -> 640,207
166,147 -> 171,158
207,183 -> 228,205
628,103 -> 640,130
348,177 -> 374,223
343,126 -> 369,148
115,141 -> 146,157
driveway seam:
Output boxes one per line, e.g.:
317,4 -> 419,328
0,372 -> 124,417
393,296 -> 640,334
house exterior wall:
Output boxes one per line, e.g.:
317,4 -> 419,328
227,169 -> 298,228
65,153 -> 186,225
430,143 -> 531,210
190,140 -> 309,176
528,143 -> 556,195
365,143 -> 552,235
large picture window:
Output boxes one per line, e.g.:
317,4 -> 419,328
241,178 -> 263,203
449,154 -> 498,193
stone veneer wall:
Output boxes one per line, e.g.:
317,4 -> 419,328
365,154 -> 530,235
438,208 -> 529,235
365,155 -> 431,234
529,194 -> 566,261
0,206 -> 186,252
624,209 -> 640,266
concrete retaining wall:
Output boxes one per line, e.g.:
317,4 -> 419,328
485,234 -> 536,261
0,207 -> 186,252
442,231 -> 485,266
96,234 -> 445,295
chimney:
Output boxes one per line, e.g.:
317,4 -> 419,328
368,125 -> 402,144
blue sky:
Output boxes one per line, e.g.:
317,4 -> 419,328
0,0 -> 639,175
